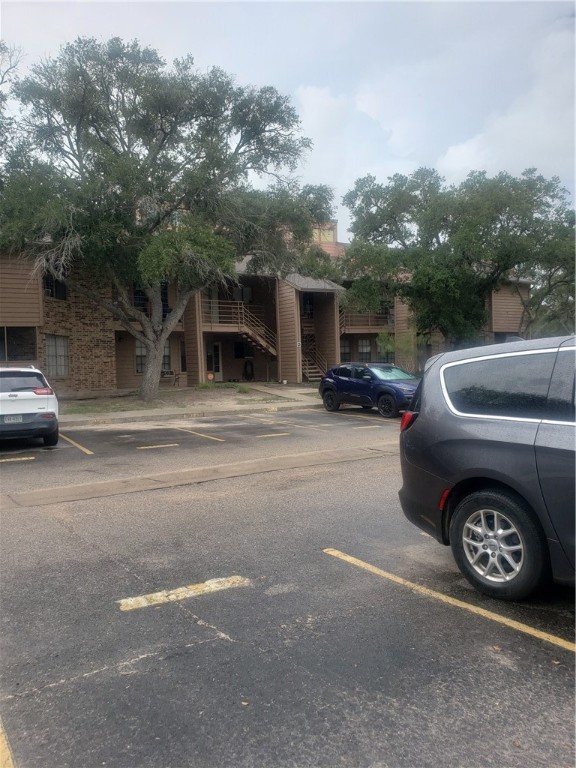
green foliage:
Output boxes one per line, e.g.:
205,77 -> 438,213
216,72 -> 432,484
137,219 -> 236,288
296,244 -> 341,282
344,167 -> 574,343
0,36 -> 330,398
375,331 -> 395,358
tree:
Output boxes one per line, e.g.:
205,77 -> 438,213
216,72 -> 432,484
0,37 -> 331,399
343,168 -> 574,344
0,41 -> 23,174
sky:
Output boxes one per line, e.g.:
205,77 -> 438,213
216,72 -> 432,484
2,0 -> 574,241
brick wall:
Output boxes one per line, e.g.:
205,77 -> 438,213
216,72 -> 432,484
41,289 -> 117,394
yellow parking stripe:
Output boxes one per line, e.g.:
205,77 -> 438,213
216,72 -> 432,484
257,433 -> 290,438
0,456 -> 35,463
0,717 -> 15,768
173,427 -> 225,442
136,444 -> 179,450
324,548 -> 576,653
117,575 -> 251,611
60,434 -> 94,455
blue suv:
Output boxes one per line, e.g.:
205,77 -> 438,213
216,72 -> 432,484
319,363 -> 420,418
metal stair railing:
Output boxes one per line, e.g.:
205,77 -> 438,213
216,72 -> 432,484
202,300 -> 277,355
302,338 -> 327,378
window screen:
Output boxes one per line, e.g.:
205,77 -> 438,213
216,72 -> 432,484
45,334 -> 69,376
358,339 -> 371,362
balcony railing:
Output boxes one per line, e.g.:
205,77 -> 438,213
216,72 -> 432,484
340,311 -> 395,331
201,300 -> 276,353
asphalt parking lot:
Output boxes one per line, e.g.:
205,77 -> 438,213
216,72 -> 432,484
1,407 -> 574,768
0,408 -> 400,493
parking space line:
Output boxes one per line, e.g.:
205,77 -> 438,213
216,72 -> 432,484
60,433 -> 95,455
172,427 -> 225,442
0,456 -> 35,463
0,717 -> 15,768
323,548 -> 576,653
240,415 -> 325,430
353,425 -> 383,430
136,444 -> 179,450
117,575 -> 252,611
257,433 -> 290,438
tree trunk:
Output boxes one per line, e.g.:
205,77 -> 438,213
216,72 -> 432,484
139,343 -> 165,402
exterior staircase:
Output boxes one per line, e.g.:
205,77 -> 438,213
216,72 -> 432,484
203,300 -> 277,357
302,334 -> 326,383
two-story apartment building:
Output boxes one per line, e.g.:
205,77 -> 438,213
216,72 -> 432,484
310,220 -> 530,371
0,222 -> 529,394
0,252 -> 346,394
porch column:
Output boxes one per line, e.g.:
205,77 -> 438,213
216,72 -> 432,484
183,293 -> 206,385
276,280 -> 302,383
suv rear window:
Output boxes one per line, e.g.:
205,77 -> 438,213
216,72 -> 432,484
442,351 -> 556,420
0,371 -> 47,393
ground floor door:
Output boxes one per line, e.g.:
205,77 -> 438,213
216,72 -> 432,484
206,341 -> 223,382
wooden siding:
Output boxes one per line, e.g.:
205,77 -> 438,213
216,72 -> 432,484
276,281 -> 301,382
0,255 -> 42,325
491,285 -> 529,333
314,294 -> 340,369
183,293 -> 205,385
115,333 -> 184,390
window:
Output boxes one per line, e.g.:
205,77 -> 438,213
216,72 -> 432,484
358,339 -> 371,362
133,283 -> 169,319
340,338 -> 351,362
0,327 -> 36,361
546,349 -> 575,423
335,365 -> 352,378
43,274 -> 67,300
45,335 -> 69,376
302,293 -> 314,319
353,365 -> 371,380
180,340 -> 187,373
136,340 -> 170,373
0,370 -> 47,392
442,351 -> 556,420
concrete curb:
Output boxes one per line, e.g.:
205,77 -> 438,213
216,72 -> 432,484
59,399 -> 324,428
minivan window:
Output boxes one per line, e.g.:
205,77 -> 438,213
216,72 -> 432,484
442,351 -> 556,419
545,349 -> 575,423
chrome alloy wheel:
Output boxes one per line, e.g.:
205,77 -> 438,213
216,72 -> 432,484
462,508 -> 525,583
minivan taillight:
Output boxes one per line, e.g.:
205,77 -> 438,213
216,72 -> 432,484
33,387 -> 53,395
400,411 -> 418,432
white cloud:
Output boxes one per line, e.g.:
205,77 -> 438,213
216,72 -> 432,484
437,23 -> 574,188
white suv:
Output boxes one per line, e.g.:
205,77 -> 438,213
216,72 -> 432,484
0,367 -> 59,446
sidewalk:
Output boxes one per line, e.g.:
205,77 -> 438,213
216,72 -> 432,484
58,384 -> 324,427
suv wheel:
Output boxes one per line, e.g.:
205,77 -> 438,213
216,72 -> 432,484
43,427 -> 59,447
322,390 -> 340,411
377,394 -> 398,418
450,490 -> 548,600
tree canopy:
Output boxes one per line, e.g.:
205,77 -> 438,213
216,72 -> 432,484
342,168 -> 574,344
0,37 -> 333,398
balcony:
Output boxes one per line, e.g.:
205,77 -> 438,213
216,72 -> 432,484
201,300 -> 277,356
340,311 -> 395,334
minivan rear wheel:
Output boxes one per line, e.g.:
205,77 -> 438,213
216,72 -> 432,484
450,490 -> 548,601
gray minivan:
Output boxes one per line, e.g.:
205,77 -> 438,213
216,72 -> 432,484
399,336 -> 575,600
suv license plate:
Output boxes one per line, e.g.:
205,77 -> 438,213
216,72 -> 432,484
4,415 -> 23,423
